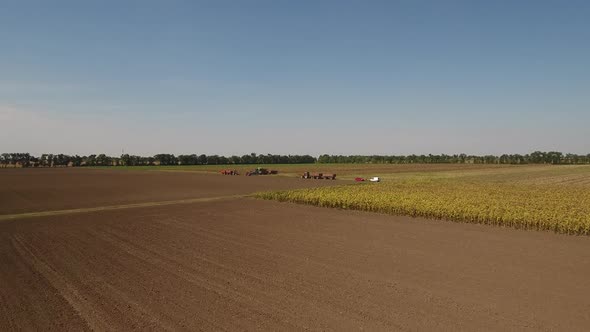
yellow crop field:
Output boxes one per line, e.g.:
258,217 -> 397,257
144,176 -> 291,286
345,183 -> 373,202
256,165 -> 590,235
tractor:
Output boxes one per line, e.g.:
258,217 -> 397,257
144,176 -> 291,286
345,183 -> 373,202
245,167 -> 278,176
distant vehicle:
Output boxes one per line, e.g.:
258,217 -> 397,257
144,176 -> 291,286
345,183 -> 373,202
354,177 -> 365,182
245,167 -> 278,176
301,172 -> 336,180
369,177 -> 380,182
220,169 -> 239,175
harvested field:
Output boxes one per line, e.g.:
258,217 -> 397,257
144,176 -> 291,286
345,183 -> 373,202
0,168 -> 340,215
1,169 -> 590,330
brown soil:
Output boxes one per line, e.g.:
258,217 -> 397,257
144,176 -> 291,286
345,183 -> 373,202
0,168 -> 340,215
1,169 -> 589,330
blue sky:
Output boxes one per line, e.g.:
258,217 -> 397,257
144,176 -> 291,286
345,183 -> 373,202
1,0 -> 589,156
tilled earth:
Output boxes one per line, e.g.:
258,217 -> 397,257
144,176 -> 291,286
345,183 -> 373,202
1,169 -> 589,330
0,168 -> 339,215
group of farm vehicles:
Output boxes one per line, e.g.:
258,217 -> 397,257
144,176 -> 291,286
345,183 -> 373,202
300,171 -> 379,182
219,167 -> 277,176
220,168 -> 334,178
220,167 -> 380,182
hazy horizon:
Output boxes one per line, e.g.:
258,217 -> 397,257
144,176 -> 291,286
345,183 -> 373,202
2,1 -> 589,156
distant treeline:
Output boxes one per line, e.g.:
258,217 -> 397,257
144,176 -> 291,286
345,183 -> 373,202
0,153 -> 316,167
1,151 -> 589,168
317,151 -> 590,165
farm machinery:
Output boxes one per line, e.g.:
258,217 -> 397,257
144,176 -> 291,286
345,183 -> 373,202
301,172 -> 336,180
220,169 -> 239,175
245,167 -> 278,176
355,176 -> 380,182
369,177 -> 380,182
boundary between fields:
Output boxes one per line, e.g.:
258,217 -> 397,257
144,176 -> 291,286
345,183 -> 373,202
0,194 -> 249,222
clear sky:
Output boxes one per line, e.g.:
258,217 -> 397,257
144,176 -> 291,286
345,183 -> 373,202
1,0 -> 589,156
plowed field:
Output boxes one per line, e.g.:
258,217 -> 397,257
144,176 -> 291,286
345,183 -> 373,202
1,169 -> 589,330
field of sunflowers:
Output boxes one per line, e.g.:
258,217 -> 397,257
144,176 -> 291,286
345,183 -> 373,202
256,165 -> 590,235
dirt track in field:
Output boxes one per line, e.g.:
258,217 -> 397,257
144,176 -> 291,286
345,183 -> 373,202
1,169 -> 590,330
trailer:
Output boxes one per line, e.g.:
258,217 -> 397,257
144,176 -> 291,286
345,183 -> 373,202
301,172 -> 336,180
220,169 -> 239,175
